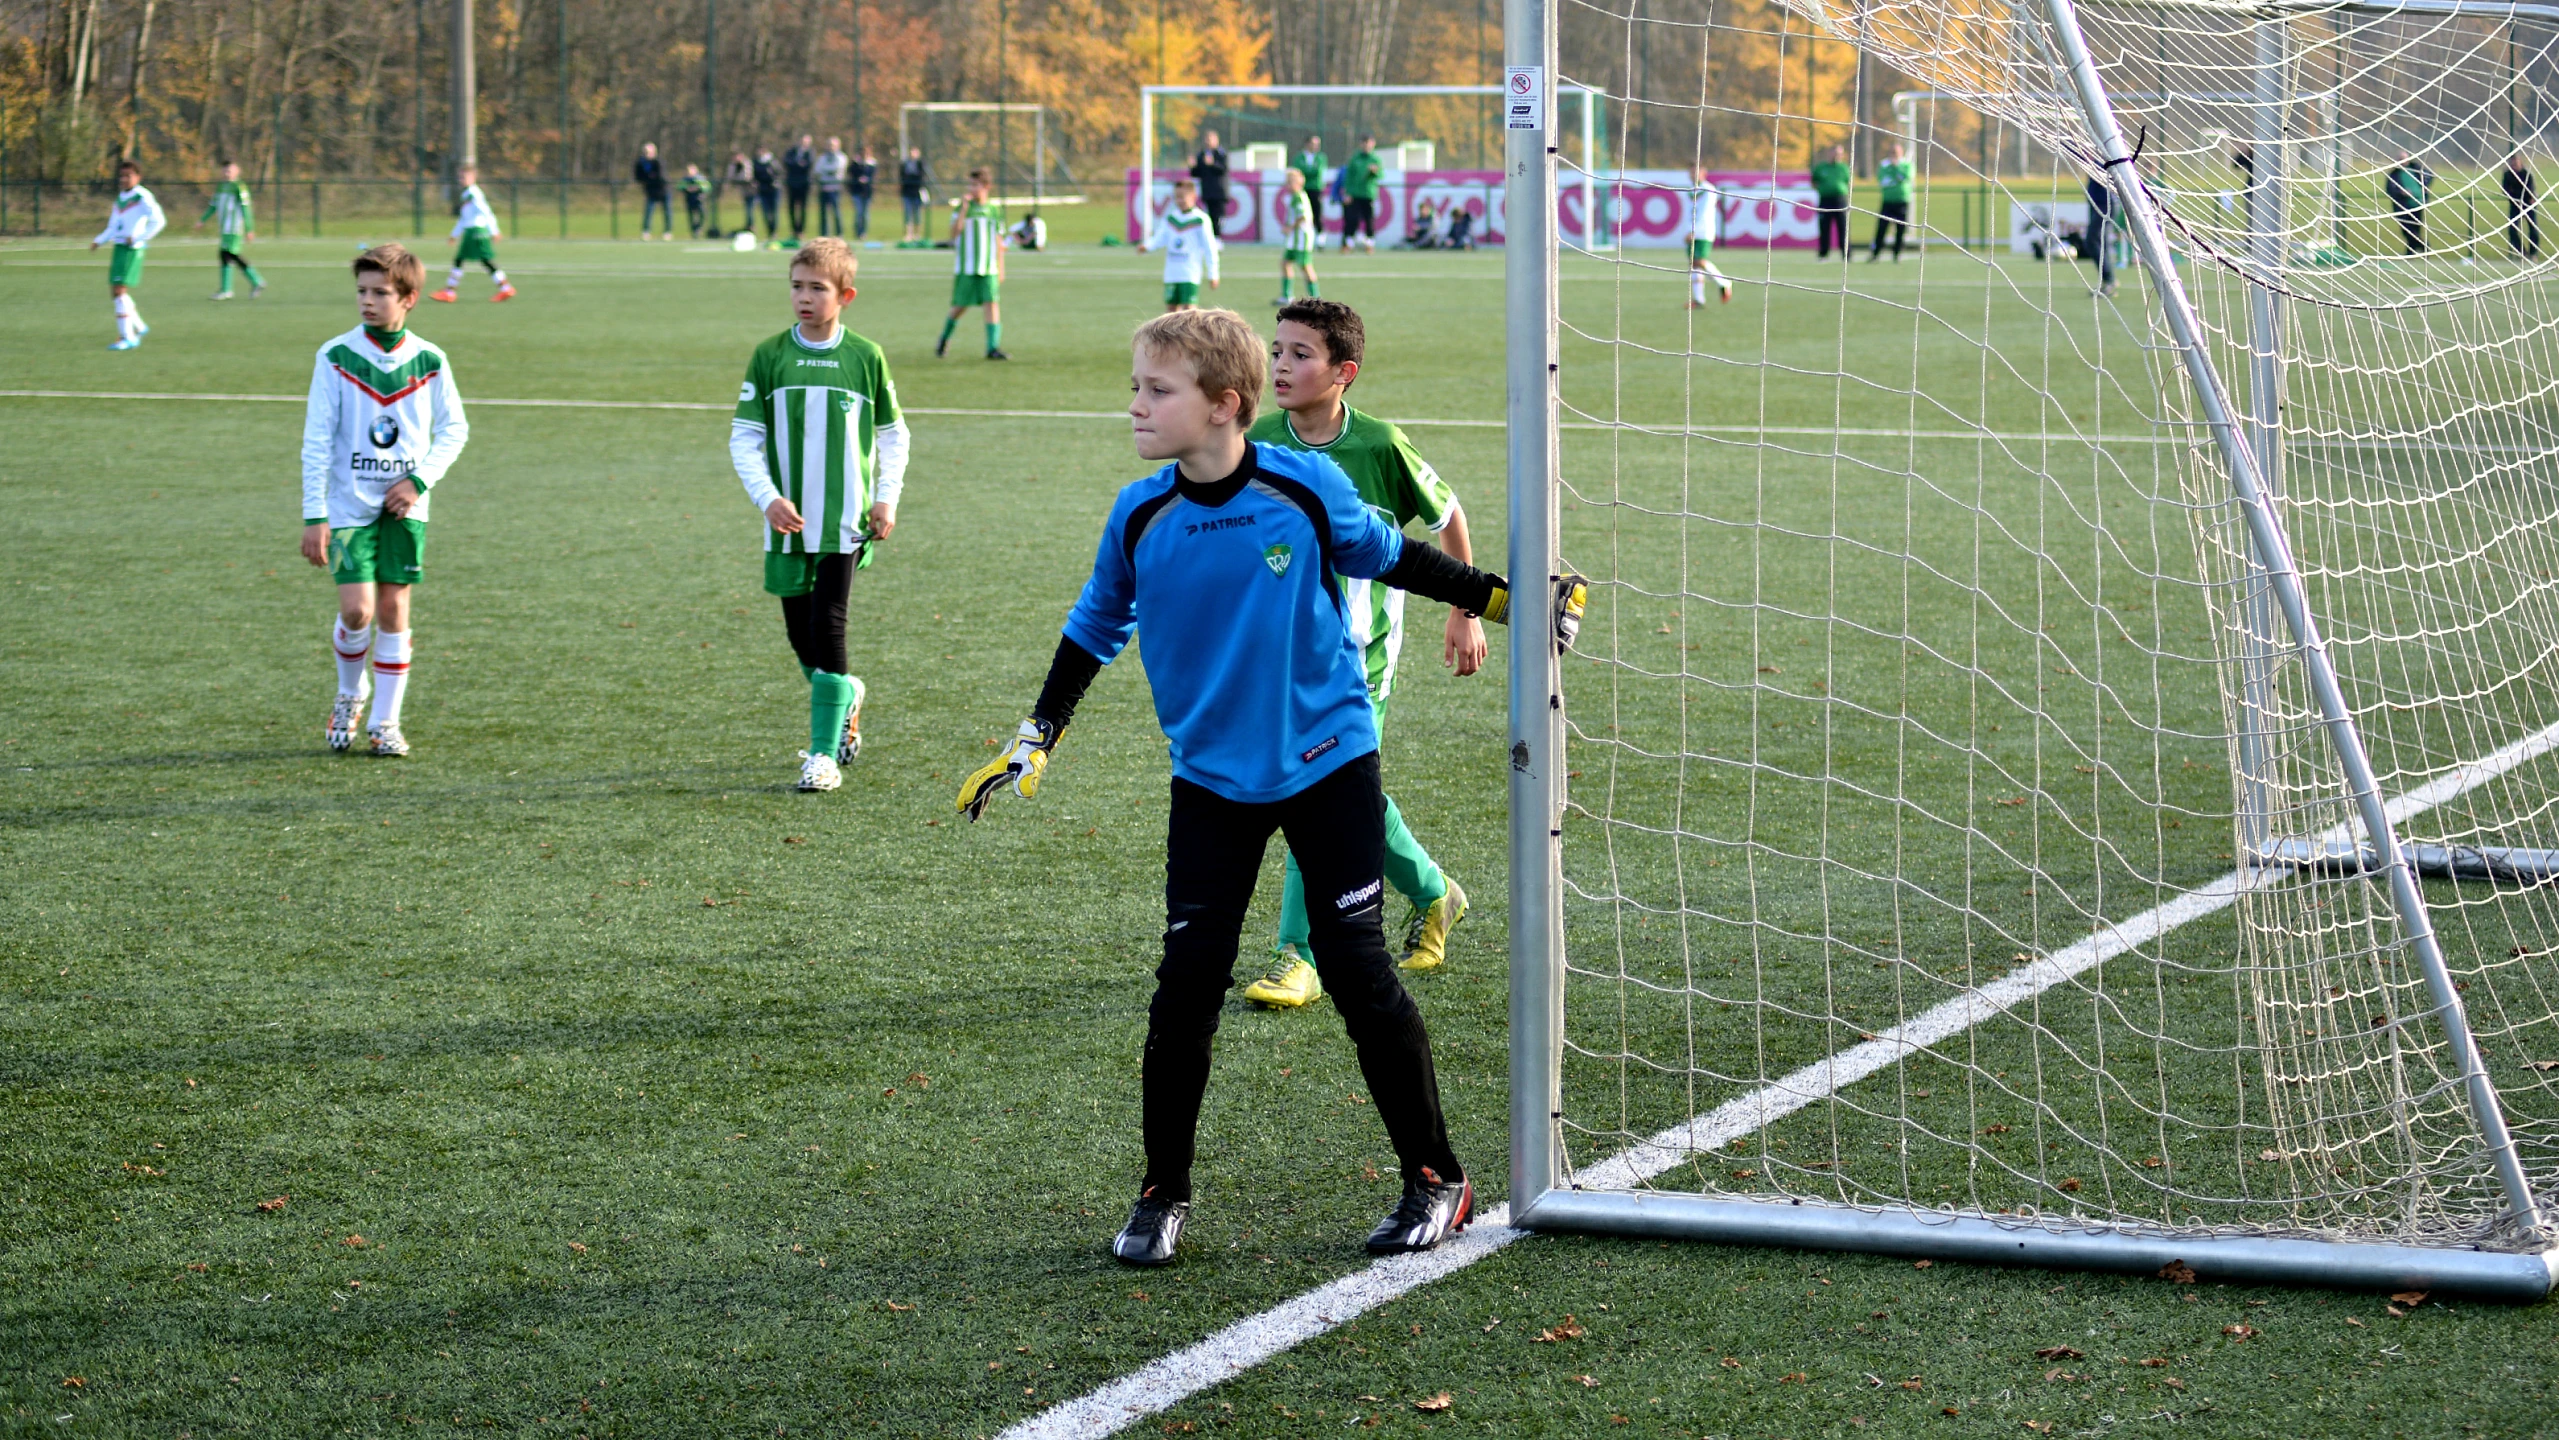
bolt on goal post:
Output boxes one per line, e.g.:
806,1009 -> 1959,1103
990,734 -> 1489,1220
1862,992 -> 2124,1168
1506,0 -> 2559,1297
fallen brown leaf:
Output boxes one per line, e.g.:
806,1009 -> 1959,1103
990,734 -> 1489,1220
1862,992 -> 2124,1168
1779,1372 -> 1808,1384
1576,1375 -> 1600,1388
2223,1324 -> 2257,1341
884,1300 -> 914,1312
2528,1059 -> 2559,1072
2157,1261 -> 2197,1284
255,1195 -> 290,1213
1531,1316 -> 1587,1343
2346,1316 -> 2367,1328
2163,1377 -> 2186,1391
1943,1407 -> 1962,1416
2043,1368 -> 2080,1383
2139,1358 -> 2168,1368
341,1235 -> 366,1248
1912,1259 -> 1933,1270
2023,1422 -> 2054,1434
2386,1304 -> 2408,1318
1899,1378 -> 1924,1391
2033,1346 -> 2083,1361
61,1377 -> 85,1389
2390,1290 -> 2428,1306
2058,1178 -> 2083,1193
567,1241 -> 587,1254
1414,1393 -> 1453,1414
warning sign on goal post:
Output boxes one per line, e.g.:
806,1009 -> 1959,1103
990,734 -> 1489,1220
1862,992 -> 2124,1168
1505,66 -> 1546,131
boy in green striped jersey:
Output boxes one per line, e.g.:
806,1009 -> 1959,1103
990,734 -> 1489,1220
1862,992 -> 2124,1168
936,169 -> 1008,360
1272,166 -> 1321,307
1241,299 -> 1484,1008
195,159 -> 266,300
731,238 -> 912,793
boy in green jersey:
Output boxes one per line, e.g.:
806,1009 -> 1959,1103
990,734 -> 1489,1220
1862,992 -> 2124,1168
1240,299 -> 1485,1009
196,158 -> 266,299
1341,136 -> 1384,253
91,159 -> 165,350
1870,141 -> 1913,261
1810,144 -> 1851,259
1273,167 -> 1321,306
730,238 -> 912,792
429,164 -> 514,303
936,169 -> 1008,360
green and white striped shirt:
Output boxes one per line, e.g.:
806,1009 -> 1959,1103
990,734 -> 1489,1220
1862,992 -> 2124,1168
202,181 -> 254,238
953,202 -> 1002,277
730,325 -> 911,554
1281,189 -> 1316,252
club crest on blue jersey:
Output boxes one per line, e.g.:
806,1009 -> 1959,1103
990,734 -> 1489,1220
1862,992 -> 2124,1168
369,415 -> 401,449
1264,543 -> 1293,577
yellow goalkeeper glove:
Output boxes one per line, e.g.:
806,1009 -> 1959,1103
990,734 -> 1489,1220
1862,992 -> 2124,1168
1480,573 -> 1591,654
957,716 -> 1062,822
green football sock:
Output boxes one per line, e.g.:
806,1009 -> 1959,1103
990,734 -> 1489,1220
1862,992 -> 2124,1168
809,671 -> 855,756
985,322 -> 1001,352
798,662 -> 815,683
1306,280 -> 1320,297
938,315 -> 958,346
244,263 -> 265,288
1381,795 -> 1447,907
1281,276 -> 1294,298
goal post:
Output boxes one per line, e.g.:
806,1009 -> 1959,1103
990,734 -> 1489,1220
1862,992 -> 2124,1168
898,102 -> 1062,209
1509,0 -> 2559,1297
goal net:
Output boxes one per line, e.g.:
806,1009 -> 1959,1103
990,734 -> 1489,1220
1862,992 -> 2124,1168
1510,0 -> 2559,1292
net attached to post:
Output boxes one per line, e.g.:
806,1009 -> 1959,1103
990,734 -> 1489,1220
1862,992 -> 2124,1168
1542,0 -> 2559,1267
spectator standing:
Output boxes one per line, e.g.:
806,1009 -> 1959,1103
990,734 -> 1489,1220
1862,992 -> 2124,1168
754,147 -> 783,245
2084,172 -> 2117,296
1191,129 -> 1231,238
1342,135 -> 1383,253
634,143 -> 671,241
1810,144 -> 1851,258
816,137 -> 850,237
1869,142 -> 1911,261
722,151 -> 754,234
2506,153 -> 2542,259
849,145 -> 878,240
900,147 -> 930,243
784,134 -> 817,241
1293,135 -> 1327,245
2385,153 -> 2433,255
682,164 -> 710,238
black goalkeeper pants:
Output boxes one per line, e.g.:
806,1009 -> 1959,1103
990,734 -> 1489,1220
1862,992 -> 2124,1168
1143,752 -> 1462,1201
777,552 -> 856,674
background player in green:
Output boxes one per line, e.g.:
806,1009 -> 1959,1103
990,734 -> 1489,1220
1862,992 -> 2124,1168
429,164 -> 515,304
301,245 -> 470,758
90,158 -> 164,350
731,238 -> 913,793
1273,166 -> 1321,306
1810,143 -> 1852,259
1870,141 -> 1913,261
936,169 -> 1008,360
195,158 -> 266,300
1292,134 -> 1327,246
1341,135 -> 1384,253
1241,299 -> 1486,1010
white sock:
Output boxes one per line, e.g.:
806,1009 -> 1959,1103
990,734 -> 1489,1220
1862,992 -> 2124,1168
333,621 -> 375,697
371,631 -> 412,728
445,266 -> 465,290
113,293 -> 136,339
1691,272 -> 1707,303
491,270 -> 508,287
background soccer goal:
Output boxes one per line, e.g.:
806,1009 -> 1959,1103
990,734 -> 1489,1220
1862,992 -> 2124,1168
1505,0 -> 2559,1296
898,101 -> 1074,211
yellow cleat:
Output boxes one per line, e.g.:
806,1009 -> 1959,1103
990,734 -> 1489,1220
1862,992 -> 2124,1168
1397,879 -> 1469,971
1242,944 -> 1323,1008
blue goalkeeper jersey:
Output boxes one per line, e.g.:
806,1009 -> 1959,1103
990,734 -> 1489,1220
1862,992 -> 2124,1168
1064,441 -> 1409,804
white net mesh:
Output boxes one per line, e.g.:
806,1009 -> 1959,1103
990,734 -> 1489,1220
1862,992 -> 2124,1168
1551,0 -> 2559,1248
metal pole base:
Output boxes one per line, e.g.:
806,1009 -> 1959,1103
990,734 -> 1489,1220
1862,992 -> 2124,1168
2262,837 -> 2559,886
1516,1189 -> 2558,1301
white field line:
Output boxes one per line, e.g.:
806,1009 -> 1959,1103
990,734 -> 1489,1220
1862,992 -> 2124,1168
1000,716 -> 2559,1440
0,390 -> 2187,442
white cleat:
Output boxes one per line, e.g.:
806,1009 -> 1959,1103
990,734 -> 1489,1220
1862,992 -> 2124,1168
797,750 -> 842,792
212,290 -> 236,301
370,725 -> 411,758
327,693 -> 367,751
108,337 -> 140,351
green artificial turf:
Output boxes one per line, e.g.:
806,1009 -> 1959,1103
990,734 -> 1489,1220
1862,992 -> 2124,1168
4,237 -> 2553,1439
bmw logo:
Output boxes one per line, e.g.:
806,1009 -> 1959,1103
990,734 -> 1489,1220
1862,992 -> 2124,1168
369,415 -> 401,449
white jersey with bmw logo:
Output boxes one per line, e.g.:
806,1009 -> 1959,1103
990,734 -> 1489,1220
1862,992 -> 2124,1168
299,324 -> 470,528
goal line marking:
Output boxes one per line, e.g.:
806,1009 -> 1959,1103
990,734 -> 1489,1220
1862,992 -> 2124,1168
998,716 -> 2559,1440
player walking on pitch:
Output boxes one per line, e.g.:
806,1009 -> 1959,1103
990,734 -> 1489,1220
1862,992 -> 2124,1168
957,308 -> 1586,1265
1273,168 -> 1321,305
301,245 -> 470,757
1243,300 -> 1482,1010
430,165 -> 515,303
1687,164 -> 1733,307
1143,178 -> 1220,312
731,238 -> 911,793
197,159 -> 266,300
936,170 -> 1008,360
91,159 -> 165,350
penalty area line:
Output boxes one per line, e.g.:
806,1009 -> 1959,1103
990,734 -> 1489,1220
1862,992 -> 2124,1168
999,715 -> 2559,1440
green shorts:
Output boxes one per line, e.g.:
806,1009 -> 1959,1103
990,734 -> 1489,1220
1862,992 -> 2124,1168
1689,239 -> 1716,262
108,244 -> 145,287
454,230 -> 498,266
1282,248 -> 1312,266
329,515 -> 428,586
763,547 -> 872,597
951,274 -> 999,308
1164,281 -> 1201,306
219,233 -> 247,252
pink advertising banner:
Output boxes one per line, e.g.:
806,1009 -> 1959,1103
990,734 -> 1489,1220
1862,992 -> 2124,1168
1125,169 -> 1827,249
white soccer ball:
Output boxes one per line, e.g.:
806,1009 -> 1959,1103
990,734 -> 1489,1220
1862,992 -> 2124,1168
732,229 -> 758,253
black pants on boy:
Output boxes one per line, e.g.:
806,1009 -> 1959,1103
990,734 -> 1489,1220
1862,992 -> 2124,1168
1870,199 -> 1909,259
1815,197 -> 1849,257
777,552 -> 856,674
1143,751 -> 1461,1201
